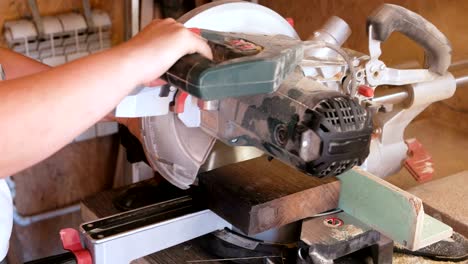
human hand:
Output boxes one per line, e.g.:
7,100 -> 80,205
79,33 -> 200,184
120,18 -> 212,86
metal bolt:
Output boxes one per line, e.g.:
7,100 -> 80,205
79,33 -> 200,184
297,248 -> 307,260
323,217 -> 344,227
230,138 -> 238,143
373,127 -> 382,135
352,57 -> 360,67
87,224 -> 93,228
97,234 -> 104,239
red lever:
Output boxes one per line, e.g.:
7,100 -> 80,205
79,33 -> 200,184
286,18 -> 295,28
405,138 -> 433,182
60,228 -> 92,264
358,85 -> 374,97
174,91 -> 189,114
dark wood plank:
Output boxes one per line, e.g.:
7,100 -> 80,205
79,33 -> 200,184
198,157 -> 340,235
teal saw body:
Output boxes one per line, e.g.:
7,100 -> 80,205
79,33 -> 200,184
164,30 -> 304,100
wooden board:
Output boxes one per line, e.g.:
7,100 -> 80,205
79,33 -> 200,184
338,167 -> 452,250
9,135 -> 119,262
409,170 -> 468,238
198,157 -> 340,235
13,135 -> 119,215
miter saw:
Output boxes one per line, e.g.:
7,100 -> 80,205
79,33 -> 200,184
51,1 -> 458,263
115,1 -> 455,189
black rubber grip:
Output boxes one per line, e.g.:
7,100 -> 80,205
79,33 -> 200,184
367,4 -> 452,75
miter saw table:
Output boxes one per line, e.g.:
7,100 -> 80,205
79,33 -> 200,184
44,156 -> 449,264
76,159 -> 392,264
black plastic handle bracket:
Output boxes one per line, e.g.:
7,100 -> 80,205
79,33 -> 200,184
367,4 -> 452,75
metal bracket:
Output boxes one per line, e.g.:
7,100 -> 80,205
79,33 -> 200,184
365,25 -> 436,88
298,212 -> 393,264
28,0 -> 45,37
79,196 -> 231,264
81,0 -> 96,30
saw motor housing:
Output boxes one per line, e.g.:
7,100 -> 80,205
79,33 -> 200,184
163,30 -> 373,178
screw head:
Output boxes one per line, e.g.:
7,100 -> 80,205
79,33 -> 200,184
324,217 -> 344,227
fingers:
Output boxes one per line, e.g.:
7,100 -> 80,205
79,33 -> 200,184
145,78 -> 167,87
151,19 -> 213,60
193,37 -> 213,60
150,17 -> 175,26
186,30 -> 213,60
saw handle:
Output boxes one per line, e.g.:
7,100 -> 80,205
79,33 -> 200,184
367,4 -> 451,75
162,53 -> 215,96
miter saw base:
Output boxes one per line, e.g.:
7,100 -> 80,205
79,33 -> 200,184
80,185 -> 395,264
198,214 -> 393,264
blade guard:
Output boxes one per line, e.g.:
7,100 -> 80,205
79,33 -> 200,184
139,1 -> 298,188
141,114 -> 215,189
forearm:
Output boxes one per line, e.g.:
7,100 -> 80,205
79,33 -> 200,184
0,44 -> 139,177
0,48 -> 50,79
0,18 -> 211,178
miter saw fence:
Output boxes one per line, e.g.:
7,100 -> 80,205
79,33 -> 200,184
116,1 -> 455,189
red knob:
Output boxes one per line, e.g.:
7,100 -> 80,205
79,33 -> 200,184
60,228 -> 92,264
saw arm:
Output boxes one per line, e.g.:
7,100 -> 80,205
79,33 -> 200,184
114,1 -> 456,188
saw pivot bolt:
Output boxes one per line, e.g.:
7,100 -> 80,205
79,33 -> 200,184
324,217 -> 344,227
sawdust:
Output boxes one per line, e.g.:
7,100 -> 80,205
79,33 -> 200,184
330,224 -> 364,240
393,253 -> 467,264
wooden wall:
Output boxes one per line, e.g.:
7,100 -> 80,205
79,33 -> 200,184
261,0 -> 468,64
261,0 -> 468,130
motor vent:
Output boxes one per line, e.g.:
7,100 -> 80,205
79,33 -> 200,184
316,97 -> 368,132
306,96 -> 373,178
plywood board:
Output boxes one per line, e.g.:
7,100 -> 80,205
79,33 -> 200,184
338,167 -> 452,250
409,170 -> 468,238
